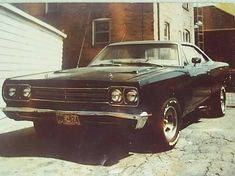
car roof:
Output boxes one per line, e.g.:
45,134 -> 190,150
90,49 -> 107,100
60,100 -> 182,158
108,40 -> 193,46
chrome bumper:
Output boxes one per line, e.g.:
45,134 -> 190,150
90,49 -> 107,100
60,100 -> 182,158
1,107 -> 151,129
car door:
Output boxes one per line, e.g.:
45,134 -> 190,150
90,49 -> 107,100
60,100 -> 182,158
181,44 -> 212,108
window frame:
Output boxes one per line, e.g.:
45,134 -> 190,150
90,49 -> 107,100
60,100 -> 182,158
182,3 -> 189,11
164,22 -> 170,41
92,18 -> 111,46
183,29 -> 191,42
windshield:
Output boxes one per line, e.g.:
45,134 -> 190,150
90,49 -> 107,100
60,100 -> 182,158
89,44 -> 180,66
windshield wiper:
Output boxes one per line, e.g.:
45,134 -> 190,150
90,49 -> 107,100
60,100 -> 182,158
134,62 -> 164,67
90,63 -> 121,67
112,60 -> 164,67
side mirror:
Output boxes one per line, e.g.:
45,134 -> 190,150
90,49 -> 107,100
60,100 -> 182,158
192,57 -> 201,66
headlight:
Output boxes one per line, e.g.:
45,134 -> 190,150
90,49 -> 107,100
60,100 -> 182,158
125,89 -> 138,103
111,89 -> 123,103
8,87 -> 16,97
22,86 -> 31,98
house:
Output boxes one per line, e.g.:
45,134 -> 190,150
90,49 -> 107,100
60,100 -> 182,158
0,4 -> 66,109
15,3 -> 194,68
194,4 -> 235,68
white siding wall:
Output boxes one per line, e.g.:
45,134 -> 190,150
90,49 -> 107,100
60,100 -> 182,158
153,3 -> 195,43
0,5 -> 65,112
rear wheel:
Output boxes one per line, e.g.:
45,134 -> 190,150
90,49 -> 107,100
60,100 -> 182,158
152,97 -> 182,149
210,86 -> 226,117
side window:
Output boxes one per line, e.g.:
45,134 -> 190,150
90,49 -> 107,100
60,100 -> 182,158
182,45 -> 207,65
194,49 -> 208,63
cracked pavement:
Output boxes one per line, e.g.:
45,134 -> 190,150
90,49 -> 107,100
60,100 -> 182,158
0,108 -> 234,176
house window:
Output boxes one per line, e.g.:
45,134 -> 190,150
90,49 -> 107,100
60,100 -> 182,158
183,29 -> 191,42
164,22 -> 170,40
182,3 -> 189,11
92,18 -> 111,46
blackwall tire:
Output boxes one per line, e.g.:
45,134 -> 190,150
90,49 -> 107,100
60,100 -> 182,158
153,97 -> 182,149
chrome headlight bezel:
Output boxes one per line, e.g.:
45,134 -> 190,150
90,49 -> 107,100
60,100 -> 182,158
3,84 -> 31,101
125,89 -> 139,104
22,86 -> 31,98
8,87 -> 17,97
109,86 -> 139,106
110,88 -> 123,103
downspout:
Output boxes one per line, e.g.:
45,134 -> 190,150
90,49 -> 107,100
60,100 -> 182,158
157,3 -> 160,40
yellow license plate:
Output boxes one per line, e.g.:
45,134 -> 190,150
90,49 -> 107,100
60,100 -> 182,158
57,114 -> 80,125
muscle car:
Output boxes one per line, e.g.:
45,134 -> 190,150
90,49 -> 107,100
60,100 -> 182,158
1,41 -> 230,149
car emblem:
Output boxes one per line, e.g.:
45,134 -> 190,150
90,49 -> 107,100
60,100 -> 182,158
108,73 -> 113,80
44,73 -> 49,79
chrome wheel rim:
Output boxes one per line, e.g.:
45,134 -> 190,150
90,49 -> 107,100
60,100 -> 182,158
220,88 -> 226,114
163,105 -> 178,141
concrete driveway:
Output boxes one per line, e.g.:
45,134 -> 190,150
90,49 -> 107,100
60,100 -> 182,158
0,108 -> 234,176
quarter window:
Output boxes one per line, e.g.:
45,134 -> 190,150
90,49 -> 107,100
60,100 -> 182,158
92,18 -> 111,46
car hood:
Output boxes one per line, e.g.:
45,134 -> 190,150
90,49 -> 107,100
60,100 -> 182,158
9,66 -> 165,82
7,66 -> 187,87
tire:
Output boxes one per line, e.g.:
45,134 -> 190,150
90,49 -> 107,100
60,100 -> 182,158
152,97 -> 182,149
33,120 -> 57,137
210,86 -> 226,117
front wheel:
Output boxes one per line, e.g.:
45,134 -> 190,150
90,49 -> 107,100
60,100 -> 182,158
152,97 -> 182,149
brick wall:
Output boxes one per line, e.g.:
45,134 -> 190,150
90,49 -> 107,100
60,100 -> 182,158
14,3 -> 45,17
41,3 -> 154,68
196,6 -> 235,68
14,3 -> 194,69
202,6 -> 235,30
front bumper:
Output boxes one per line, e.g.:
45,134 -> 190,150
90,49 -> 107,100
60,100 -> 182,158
1,107 -> 151,129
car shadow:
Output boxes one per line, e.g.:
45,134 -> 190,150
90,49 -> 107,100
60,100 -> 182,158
0,126 -> 167,166
181,109 -> 225,130
0,111 -> 208,166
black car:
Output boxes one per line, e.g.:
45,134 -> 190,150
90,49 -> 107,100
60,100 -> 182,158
1,41 -> 230,149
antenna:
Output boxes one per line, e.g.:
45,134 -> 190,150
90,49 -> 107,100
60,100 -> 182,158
77,5 -> 92,67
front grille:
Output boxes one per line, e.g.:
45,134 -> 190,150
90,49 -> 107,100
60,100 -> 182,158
31,87 -> 109,103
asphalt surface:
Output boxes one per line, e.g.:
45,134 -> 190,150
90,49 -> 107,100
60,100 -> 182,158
0,108 -> 234,176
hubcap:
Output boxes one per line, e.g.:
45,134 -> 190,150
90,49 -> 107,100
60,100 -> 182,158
220,88 -> 226,114
163,105 -> 178,141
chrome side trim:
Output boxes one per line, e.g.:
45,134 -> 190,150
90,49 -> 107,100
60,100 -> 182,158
1,107 -> 151,129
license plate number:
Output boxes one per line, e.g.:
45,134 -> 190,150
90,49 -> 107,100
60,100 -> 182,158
57,114 -> 80,125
